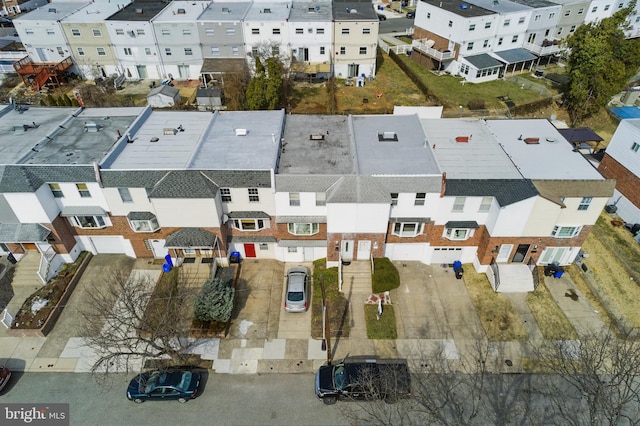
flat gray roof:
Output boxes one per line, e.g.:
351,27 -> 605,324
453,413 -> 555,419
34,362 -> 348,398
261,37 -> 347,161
333,0 -> 378,20
198,2 -> 251,21
62,2 -> 127,22
105,110 -> 213,170
419,0 -> 495,17
189,110 -> 285,170
0,105 -> 142,165
352,115 -> 441,176
244,2 -> 292,21
152,1 -> 207,22
422,118 -> 522,179
289,0 -> 332,22
16,2 -> 89,21
465,0 -> 531,13
280,115 -> 353,174
485,119 -> 605,180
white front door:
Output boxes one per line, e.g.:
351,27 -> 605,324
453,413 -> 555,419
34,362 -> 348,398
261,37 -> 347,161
496,244 -> 513,263
150,239 -> 168,258
357,240 -> 371,260
341,240 -> 354,261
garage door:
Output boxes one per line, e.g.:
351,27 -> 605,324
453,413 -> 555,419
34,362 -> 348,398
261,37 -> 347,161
430,247 -> 463,265
91,236 -> 127,254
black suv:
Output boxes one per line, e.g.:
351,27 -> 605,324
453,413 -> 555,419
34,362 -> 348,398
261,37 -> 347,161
315,356 -> 411,405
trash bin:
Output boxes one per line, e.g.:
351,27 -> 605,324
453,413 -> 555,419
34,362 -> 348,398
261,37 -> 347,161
553,268 -> 564,279
229,251 -> 241,264
162,263 -> 172,273
453,261 -> 463,279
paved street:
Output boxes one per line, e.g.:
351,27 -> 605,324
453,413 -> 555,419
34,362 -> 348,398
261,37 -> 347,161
0,372 -> 347,426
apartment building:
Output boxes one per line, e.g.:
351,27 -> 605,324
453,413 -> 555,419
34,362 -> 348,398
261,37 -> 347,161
288,0 -> 333,78
332,0 -> 379,78
243,0 -> 292,68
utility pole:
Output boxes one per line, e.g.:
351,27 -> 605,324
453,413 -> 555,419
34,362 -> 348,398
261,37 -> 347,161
320,275 -> 332,366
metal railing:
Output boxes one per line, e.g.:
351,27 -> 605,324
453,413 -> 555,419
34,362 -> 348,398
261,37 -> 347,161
522,41 -> 563,56
411,41 -> 455,61
338,255 -> 343,292
489,257 -> 500,292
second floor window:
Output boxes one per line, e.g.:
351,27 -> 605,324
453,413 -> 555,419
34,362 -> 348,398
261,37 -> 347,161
92,28 -> 101,37
118,187 -> 132,202
97,47 -> 106,56
578,197 -> 592,211
220,188 -> 231,202
391,193 -> 398,206
415,193 -> 426,206
452,197 -> 465,212
71,28 -> 81,37
289,193 -> 300,206
342,28 -> 349,34
49,183 -> 64,198
76,183 -> 91,198
316,193 -> 326,206
124,48 -> 132,56
248,188 -> 259,202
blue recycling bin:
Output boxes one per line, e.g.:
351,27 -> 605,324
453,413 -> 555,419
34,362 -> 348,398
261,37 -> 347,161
554,269 -> 564,278
162,263 -> 172,273
229,251 -> 241,264
453,261 -> 463,279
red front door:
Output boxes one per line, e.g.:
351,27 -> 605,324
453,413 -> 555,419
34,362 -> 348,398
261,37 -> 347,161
244,243 -> 256,258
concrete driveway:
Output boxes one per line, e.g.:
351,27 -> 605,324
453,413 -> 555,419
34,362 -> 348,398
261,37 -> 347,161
391,262 -> 484,341
277,263 -> 313,339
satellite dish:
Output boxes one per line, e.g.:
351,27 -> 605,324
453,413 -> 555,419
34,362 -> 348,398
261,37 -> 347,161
550,114 -> 557,121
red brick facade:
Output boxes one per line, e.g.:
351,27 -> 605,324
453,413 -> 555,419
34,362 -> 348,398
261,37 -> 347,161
599,154 -> 640,207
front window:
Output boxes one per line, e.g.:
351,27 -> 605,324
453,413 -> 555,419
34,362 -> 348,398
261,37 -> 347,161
118,187 -> 132,202
116,29 -> 124,35
232,219 -> 265,231
289,193 -> 300,206
518,17 -> 525,23
273,28 -> 280,35
578,197 -> 592,211
137,29 -> 145,36
92,28 -> 101,37
316,193 -> 326,206
504,19 -> 510,26
252,28 -> 259,35
469,24 -> 475,31
340,47 -> 346,55
165,48 -> 172,56
393,222 -> 422,237
162,29 -> 170,36
220,188 -> 231,202
49,183 -> 64,198
363,28 -> 370,34
552,225 -> 581,238
391,193 -> 398,206
211,47 -> 220,56
467,42 -> 474,51
415,193 -> 426,206
70,215 -> 107,229
359,47 -> 367,55
485,22 -> 491,28
342,28 -> 349,35
129,217 -> 159,232
226,28 -> 235,36
248,188 -> 259,202
444,228 -> 473,240
71,28 -> 81,37
77,47 -> 85,56
512,35 -> 518,43
320,46 -> 325,55
259,243 -> 268,250
182,29 -> 191,36
452,197 -> 465,212
124,48 -> 132,56
479,197 -> 492,212
632,142 -> 640,152
185,48 -> 193,55
205,28 -> 214,36
317,28 -> 324,34
76,183 -> 91,198
288,223 -> 319,236
97,47 -> 106,56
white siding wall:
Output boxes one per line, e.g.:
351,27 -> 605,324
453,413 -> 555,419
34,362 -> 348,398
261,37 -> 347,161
103,187 -> 154,216
606,119 -> 640,174
327,203 -> 389,233
5,191 -> 55,223
221,187 -> 275,216
488,197 -> 536,236
152,198 -> 219,227
274,191 -> 327,216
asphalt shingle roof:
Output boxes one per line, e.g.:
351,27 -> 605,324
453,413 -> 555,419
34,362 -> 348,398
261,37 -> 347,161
165,228 -> 217,247
445,179 -> 539,206
0,165 -> 96,192
149,171 -> 219,198
0,223 -> 51,243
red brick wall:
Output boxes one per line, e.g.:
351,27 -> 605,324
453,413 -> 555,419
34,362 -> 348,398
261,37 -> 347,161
599,154 -> 640,206
326,232 -> 386,262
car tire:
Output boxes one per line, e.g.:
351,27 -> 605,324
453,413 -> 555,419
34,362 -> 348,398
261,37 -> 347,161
178,397 -> 187,403
134,398 -> 144,404
322,396 -> 337,405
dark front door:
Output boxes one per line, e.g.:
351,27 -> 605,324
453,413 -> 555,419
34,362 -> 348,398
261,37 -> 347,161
244,243 -> 256,258
512,244 -> 530,263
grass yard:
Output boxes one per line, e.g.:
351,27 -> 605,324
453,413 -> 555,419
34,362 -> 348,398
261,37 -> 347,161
463,264 -> 528,341
394,55 -> 547,110
311,259 -> 351,339
526,273 -> 578,340
372,257 -> 400,293
289,83 -> 331,114
577,108 -> 620,147
577,214 -> 640,327
364,304 -> 398,339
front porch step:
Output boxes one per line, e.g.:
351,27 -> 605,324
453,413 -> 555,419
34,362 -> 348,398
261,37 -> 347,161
495,264 -> 535,292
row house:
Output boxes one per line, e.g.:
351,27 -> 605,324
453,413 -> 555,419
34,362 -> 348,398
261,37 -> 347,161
0,105 -> 612,292
411,0 -> 637,82
598,118 -> 640,224
14,0 -> 380,82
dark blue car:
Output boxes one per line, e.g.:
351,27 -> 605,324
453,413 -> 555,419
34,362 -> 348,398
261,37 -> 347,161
127,369 -> 200,403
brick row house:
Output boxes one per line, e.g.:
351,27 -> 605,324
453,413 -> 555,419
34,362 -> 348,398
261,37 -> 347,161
0,105 -> 613,291
13,0 -> 379,82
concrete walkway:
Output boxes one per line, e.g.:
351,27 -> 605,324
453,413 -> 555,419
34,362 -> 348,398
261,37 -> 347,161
503,292 -> 544,341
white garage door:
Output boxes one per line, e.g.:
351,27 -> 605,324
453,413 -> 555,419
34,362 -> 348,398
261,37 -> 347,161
91,236 -> 127,254
430,247 -> 463,265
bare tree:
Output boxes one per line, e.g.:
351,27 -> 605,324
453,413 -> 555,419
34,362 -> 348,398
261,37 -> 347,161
79,268 -> 199,374
340,338 -> 548,425
534,326 -> 640,426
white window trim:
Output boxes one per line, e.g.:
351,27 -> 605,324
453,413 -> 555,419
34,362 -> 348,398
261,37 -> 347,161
69,215 -> 109,229
287,223 -> 319,236
444,227 -> 473,241
392,222 -> 423,237
232,219 -> 266,231
129,218 -> 160,233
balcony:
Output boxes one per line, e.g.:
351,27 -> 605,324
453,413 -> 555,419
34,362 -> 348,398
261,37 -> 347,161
411,40 -> 455,61
13,56 -> 74,92
522,40 -> 563,56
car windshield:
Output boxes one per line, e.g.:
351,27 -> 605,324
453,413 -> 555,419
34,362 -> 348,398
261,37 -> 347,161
287,291 -> 304,302
333,365 -> 348,390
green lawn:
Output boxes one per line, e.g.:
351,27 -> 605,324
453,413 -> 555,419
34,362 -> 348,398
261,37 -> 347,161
395,55 -> 549,110
364,304 -> 398,339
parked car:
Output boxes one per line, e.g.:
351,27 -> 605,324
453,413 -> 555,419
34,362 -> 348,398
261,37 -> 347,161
0,365 -> 11,392
126,369 -> 200,403
285,266 -> 311,312
377,13 -> 386,21
315,356 -> 411,405
406,11 -> 415,18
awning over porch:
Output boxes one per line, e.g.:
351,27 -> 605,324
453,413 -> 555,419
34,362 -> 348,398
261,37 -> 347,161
200,58 -> 248,75
294,62 -> 331,74
165,228 -> 217,248
493,48 -> 537,65
464,53 -> 502,70
0,223 -> 51,243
